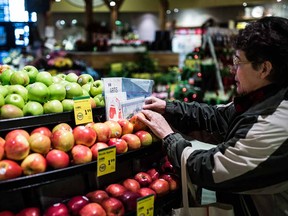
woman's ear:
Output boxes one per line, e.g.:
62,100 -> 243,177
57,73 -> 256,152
260,61 -> 272,79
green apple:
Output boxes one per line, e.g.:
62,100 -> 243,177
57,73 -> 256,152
62,99 -> 74,112
0,85 -> 8,97
7,85 -> 28,102
65,82 -> 83,99
52,76 -> 63,83
0,94 -> 4,107
43,100 -> 63,114
94,94 -> 105,107
23,101 -> 44,116
36,71 -> 53,86
90,80 -> 104,97
10,70 -> 30,86
27,82 -> 50,103
4,94 -> 25,109
65,72 -> 79,83
82,83 -> 91,93
23,65 -> 39,84
56,73 -> 66,80
48,83 -> 66,101
0,104 -> 24,119
82,89 -> 90,96
77,74 -> 94,86
0,68 -> 14,85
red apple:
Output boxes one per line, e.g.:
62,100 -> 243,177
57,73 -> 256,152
5,129 -> 30,141
160,156 -> 175,173
71,144 -> 92,164
28,133 -> 51,155
105,183 -> 127,198
147,168 -> 160,181
79,203 -> 106,216
46,149 -> 70,169
43,203 -> 69,216
135,130 -> 153,147
86,189 -> 109,204
21,153 -> 47,176
0,145 -> 4,160
87,122 -> 111,143
31,126 -> 52,139
16,207 -> 41,216
0,136 -> 6,147
129,113 -> 148,132
118,190 -> 141,212
67,195 -> 90,216
0,159 -> 22,180
121,134 -> 141,151
4,134 -> 30,161
160,174 -> 180,191
104,120 -> 122,138
101,197 -> 125,216
52,123 -> 72,133
137,187 -> 157,199
90,142 -> 109,160
0,211 -> 15,216
73,126 -> 97,147
117,119 -> 134,135
122,178 -> 141,193
134,171 -> 153,187
107,138 -> 128,154
51,129 -> 75,152
149,178 -> 170,197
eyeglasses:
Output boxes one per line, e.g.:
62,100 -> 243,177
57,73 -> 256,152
230,56 -> 251,71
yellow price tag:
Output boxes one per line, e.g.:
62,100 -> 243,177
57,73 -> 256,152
73,96 -> 93,125
97,146 -> 116,177
137,194 -> 154,216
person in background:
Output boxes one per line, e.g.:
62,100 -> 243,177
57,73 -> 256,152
137,16 -> 288,216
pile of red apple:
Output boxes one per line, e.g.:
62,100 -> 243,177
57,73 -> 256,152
0,167 -> 180,216
0,113 -> 157,181
0,65 -> 105,120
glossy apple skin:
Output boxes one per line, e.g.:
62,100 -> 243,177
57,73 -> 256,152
134,171 -> 153,187
118,190 -> 141,212
104,120 -> 122,138
147,168 -> 160,181
129,113 -> 148,132
117,119 -> 134,135
31,126 -> 52,139
71,144 -> 93,165
87,122 -> 111,143
21,153 -> 47,176
79,203 -> 107,216
5,129 -> 30,141
137,187 -> 157,199
4,134 -> 30,161
122,178 -> 141,193
90,142 -> 109,160
149,178 -> 170,197
0,210 -> 15,216
0,145 -> 4,160
67,195 -> 90,216
86,190 -> 109,204
52,123 -> 72,133
43,203 -> 69,216
28,132 -> 51,155
105,183 -> 127,198
160,174 -> 180,191
101,197 -> 125,216
107,138 -> 128,154
73,126 -> 97,147
16,207 -> 41,216
135,130 -> 153,147
0,159 -> 22,180
46,149 -> 70,169
121,134 -> 141,151
51,130 -> 75,152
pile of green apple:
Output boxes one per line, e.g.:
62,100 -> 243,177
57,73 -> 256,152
0,65 -> 105,119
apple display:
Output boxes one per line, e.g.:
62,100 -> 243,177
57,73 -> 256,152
89,80 -> 103,97
160,156 -> 175,173
52,123 -> 72,133
137,187 -> 157,199
43,203 -> 69,216
88,122 -> 111,143
10,70 -> 30,86
7,84 -> 28,102
27,82 -> 50,103
4,93 -> 25,109
0,145 -> 4,160
121,134 -> 141,151
0,93 -> 5,107
134,171 -> 153,187
81,83 -> 91,93
104,120 -> 122,138
65,72 -> 79,83
0,68 -> 14,85
35,71 -> 53,86
149,178 -> 170,197
118,190 -> 141,212
117,119 -> 134,135
48,83 -> 66,101
90,142 -> 109,160
46,149 -> 70,169
62,99 -> 74,112
147,168 -> 160,181
71,144 -> 92,164
90,97 -> 96,108
129,112 -> 148,132
0,85 -> 8,97
29,132 -> 51,155
0,211 -> 15,216
93,94 -> 105,107
122,178 -> 141,193
51,129 -> 75,152
22,101 -> 44,116
5,129 -> 30,141
86,189 -> 109,204
31,126 -> 52,139
0,159 -> 22,180
4,134 -> 30,161
0,104 -> 24,119
67,195 -> 89,216
79,203 -> 107,216
107,138 -> 128,154
135,130 -> 153,147
101,197 -> 125,216
160,174 -> 180,191
16,207 -> 41,216
105,183 -> 127,198
23,65 -> 39,84
44,100 -> 63,114
21,153 -> 47,175
77,74 -> 94,86
73,125 -> 97,147
65,82 -> 83,99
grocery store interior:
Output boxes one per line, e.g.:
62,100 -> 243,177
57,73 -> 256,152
0,0 -> 287,215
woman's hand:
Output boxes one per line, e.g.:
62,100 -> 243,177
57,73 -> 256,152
136,110 -> 174,139
143,96 -> 166,114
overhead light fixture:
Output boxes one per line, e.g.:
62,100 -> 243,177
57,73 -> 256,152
110,1 -> 116,6
243,2 -> 248,7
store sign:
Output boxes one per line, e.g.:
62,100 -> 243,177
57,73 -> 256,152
97,146 -> 116,177
73,96 -> 93,125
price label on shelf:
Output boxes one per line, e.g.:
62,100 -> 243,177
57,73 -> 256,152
97,146 -> 116,177
137,194 -> 154,216
73,96 -> 93,125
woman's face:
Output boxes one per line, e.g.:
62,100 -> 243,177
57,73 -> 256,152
231,50 -> 271,95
